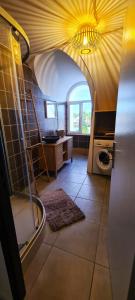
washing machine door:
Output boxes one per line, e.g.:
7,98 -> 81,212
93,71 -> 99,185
96,149 -> 112,173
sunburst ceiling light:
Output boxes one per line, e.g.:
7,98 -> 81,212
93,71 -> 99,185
71,24 -> 101,54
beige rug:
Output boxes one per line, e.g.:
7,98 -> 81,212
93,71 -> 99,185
41,189 -> 85,231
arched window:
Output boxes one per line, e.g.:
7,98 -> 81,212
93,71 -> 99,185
67,82 -> 92,135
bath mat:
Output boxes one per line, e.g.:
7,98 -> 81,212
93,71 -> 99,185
41,189 -> 85,231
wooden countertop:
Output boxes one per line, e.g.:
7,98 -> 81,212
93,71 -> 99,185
42,136 -> 72,147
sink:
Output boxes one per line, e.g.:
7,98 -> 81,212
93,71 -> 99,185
42,136 -> 59,144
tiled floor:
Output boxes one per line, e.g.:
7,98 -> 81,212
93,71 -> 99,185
24,154 -> 112,300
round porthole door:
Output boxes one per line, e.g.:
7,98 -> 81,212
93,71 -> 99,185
96,149 -> 112,173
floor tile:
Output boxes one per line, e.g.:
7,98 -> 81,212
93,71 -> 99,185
36,177 -> 56,195
57,181 -> 82,197
100,204 -> 109,227
75,197 -> 102,224
29,247 -> 94,300
43,222 -> 60,246
54,219 -> 99,261
83,174 -> 107,187
78,184 -> 105,201
24,243 -> 51,295
11,196 -> 28,217
96,226 -> 109,268
39,179 -> 81,198
39,180 -> 60,194
90,264 -> 112,300
60,172 -> 86,184
72,166 -> 87,175
104,181 -> 111,204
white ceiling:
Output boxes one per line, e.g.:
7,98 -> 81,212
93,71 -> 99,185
1,0 -> 128,110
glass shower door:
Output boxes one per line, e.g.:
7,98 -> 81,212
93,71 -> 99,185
0,17 -> 36,251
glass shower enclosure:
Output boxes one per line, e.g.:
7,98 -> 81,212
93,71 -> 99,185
0,14 -> 39,255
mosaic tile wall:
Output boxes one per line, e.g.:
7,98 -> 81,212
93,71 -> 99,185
72,135 -> 90,148
23,64 -> 58,137
0,34 -> 29,193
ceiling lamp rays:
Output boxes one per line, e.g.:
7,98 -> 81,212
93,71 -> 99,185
71,23 -> 102,54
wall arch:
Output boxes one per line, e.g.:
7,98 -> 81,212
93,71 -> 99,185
34,49 -> 94,103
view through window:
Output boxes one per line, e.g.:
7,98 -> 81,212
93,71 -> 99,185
68,83 -> 92,134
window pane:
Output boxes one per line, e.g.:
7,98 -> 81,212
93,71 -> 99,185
69,104 -> 79,132
82,102 -> 91,134
69,84 -> 91,101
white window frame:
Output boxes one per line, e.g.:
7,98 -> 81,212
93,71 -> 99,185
67,82 -> 92,135
67,100 -> 91,135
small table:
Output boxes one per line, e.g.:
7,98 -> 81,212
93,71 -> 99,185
43,136 -> 73,177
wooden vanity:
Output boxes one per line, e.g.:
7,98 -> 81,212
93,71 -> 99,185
43,136 -> 73,177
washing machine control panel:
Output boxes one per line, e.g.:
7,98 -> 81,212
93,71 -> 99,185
94,139 -> 114,148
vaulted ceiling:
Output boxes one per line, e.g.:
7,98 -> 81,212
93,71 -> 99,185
1,0 -> 128,110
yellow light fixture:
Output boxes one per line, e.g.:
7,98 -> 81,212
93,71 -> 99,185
71,24 -> 101,54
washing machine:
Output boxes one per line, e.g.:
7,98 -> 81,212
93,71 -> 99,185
93,139 -> 114,175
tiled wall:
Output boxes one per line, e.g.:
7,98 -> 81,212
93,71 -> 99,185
23,64 -> 58,137
72,135 -> 90,149
0,35 -> 29,193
